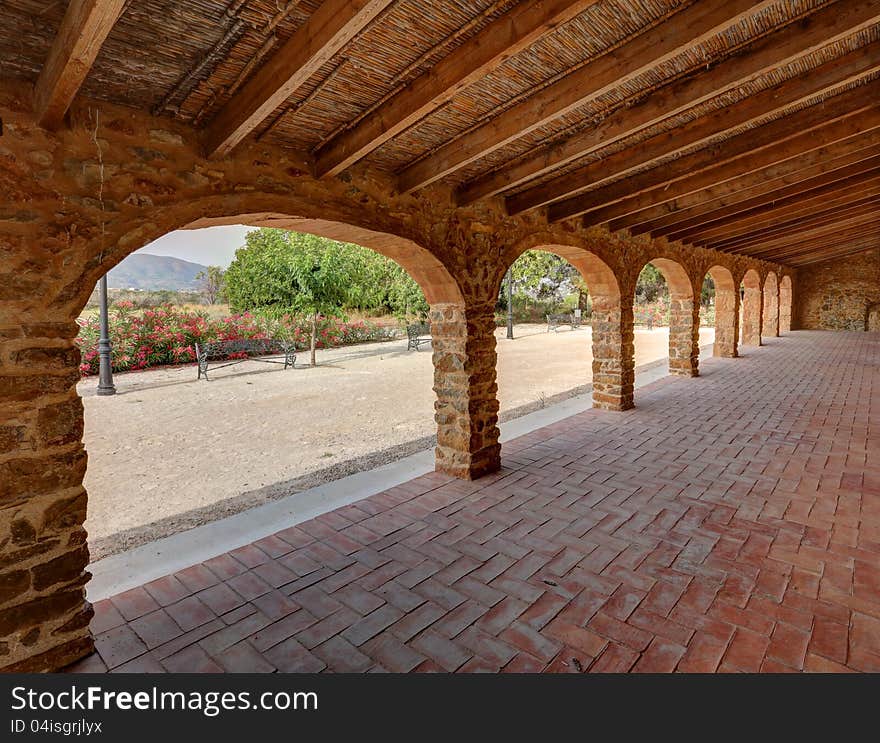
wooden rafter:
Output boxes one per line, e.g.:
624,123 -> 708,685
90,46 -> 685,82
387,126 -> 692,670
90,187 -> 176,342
680,174 -> 880,244
314,0 -> 600,177
702,194 -> 880,250
204,0 -> 394,158
662,158 -> 880,240
619,134 -> 880,235
737,219 -> 880,260
396,0 -> 777,193
570,98 -> 880,230
785,236 -> 880,265
458,0 -> 880,205
553,86 -> 880,227
33,0 -> 127,129
524,42 -> 880,219
720,209 -> 880,256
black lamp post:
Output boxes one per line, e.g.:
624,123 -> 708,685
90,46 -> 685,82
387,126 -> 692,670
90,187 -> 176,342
506,269 -> 514,340
96,274 -> 116,396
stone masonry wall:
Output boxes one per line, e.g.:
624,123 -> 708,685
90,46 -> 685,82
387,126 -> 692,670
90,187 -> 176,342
763,277 -> 779,338
713,286 -> 740,357
796,248 -> 880,331
430,302 -> 501,480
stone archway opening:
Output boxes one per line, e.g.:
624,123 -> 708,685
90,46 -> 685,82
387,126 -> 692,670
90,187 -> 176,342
638,258 -> 700,377
762,272 -> 780,339
76,219 -> 479,560
740,269 -> 763,348
706,265 -> 738,358
502,243 -> 629,411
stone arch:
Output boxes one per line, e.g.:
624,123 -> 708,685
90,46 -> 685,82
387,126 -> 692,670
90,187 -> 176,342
741,268 -> 763,347
779,275 -> 793,334
69,199 -> 502,481
71,194 -> 464,312
707,265 -> 738,358
502,237 -> 631,411
641,257 -> 699,377
762,271 -> 779,339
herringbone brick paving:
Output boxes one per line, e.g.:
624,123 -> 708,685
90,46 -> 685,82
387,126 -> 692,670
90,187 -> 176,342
69,331 -> 880,673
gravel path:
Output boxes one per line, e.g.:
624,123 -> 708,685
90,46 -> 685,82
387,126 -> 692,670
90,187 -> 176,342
80,324 -> 714,557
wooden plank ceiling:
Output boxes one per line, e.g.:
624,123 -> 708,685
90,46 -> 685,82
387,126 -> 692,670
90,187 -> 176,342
5,0 -> 880,266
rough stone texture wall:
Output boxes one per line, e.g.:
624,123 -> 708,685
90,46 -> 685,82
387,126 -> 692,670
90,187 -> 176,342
590,294 -> 635,410
667,296 -> 700,376
779,276 -> 793,334
741,281 -> 764,347
796,248 -> 880,331
0,79 -> 786,672
762,276 -> 779,338
713,287 -> 740,357
0,322 -> 93,672
430,302 -> 501,479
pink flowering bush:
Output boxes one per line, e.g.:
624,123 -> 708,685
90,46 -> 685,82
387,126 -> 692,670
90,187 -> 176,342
76,304 -> 393,376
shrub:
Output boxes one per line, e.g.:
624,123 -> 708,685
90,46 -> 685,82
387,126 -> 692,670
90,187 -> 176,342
75,304 -> 394,376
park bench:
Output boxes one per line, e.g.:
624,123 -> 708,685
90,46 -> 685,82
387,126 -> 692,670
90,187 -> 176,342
406,322 -> 432,351
546,313 -> 581,332
194,339 -> 296,380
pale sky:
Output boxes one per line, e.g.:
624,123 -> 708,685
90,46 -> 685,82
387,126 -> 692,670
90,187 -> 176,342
137,225 -> 253,268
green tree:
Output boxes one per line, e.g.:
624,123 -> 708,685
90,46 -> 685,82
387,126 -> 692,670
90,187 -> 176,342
225,229 -> 351,366
635,263 -> 668,303
510,250 -> 576,300
195,265 -> 226,304
701,275 -> 715,308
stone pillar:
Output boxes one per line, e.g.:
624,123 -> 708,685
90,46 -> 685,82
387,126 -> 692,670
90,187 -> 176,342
713,285 -> 739,358
0,320 -> 93,672
430,302 -> 501,479
668,294 -> 700,376
591,293 -> 634,411
779,277 -> 793,334
741,283 -> 763,347
763,281 -> 779,338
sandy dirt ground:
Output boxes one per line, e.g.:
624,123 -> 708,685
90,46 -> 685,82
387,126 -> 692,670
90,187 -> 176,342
80,324 -> 714,556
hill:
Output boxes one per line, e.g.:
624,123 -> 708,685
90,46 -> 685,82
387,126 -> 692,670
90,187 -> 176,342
107,253 -> 208,291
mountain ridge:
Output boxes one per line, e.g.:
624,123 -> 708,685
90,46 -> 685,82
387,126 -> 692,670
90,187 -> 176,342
107,253 -> 208,291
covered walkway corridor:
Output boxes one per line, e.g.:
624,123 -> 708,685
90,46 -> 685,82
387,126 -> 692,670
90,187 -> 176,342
2,0 -> 879,672
69,332 -> 880,673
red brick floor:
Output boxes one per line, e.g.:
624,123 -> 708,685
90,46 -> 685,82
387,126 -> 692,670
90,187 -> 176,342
68,331 -> 880,673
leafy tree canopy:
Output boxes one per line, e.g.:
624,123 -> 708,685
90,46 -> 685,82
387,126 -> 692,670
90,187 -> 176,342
224,228 -> 428,320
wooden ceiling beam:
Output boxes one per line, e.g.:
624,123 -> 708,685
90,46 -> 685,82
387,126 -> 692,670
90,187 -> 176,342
693,187 -> 880,247
458,0 -> 880,205
623,138 -> 880,236
665,161 -> 880,242
735,230 -> 878,263
204,0 -> 394,158
786,236 -> 880,265
580,98 -> 880,231
732,215 -> 880,258
706,198 -> 880,251
33,0 -> 127,129
396,0 -> 777,193
313,0 -> 600,177
532,42 -> 880,220
752,229 -> 880,263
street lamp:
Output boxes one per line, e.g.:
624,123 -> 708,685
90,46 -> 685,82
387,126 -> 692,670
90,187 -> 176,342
96,274 -> 116,396
506,269 -> 514,340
